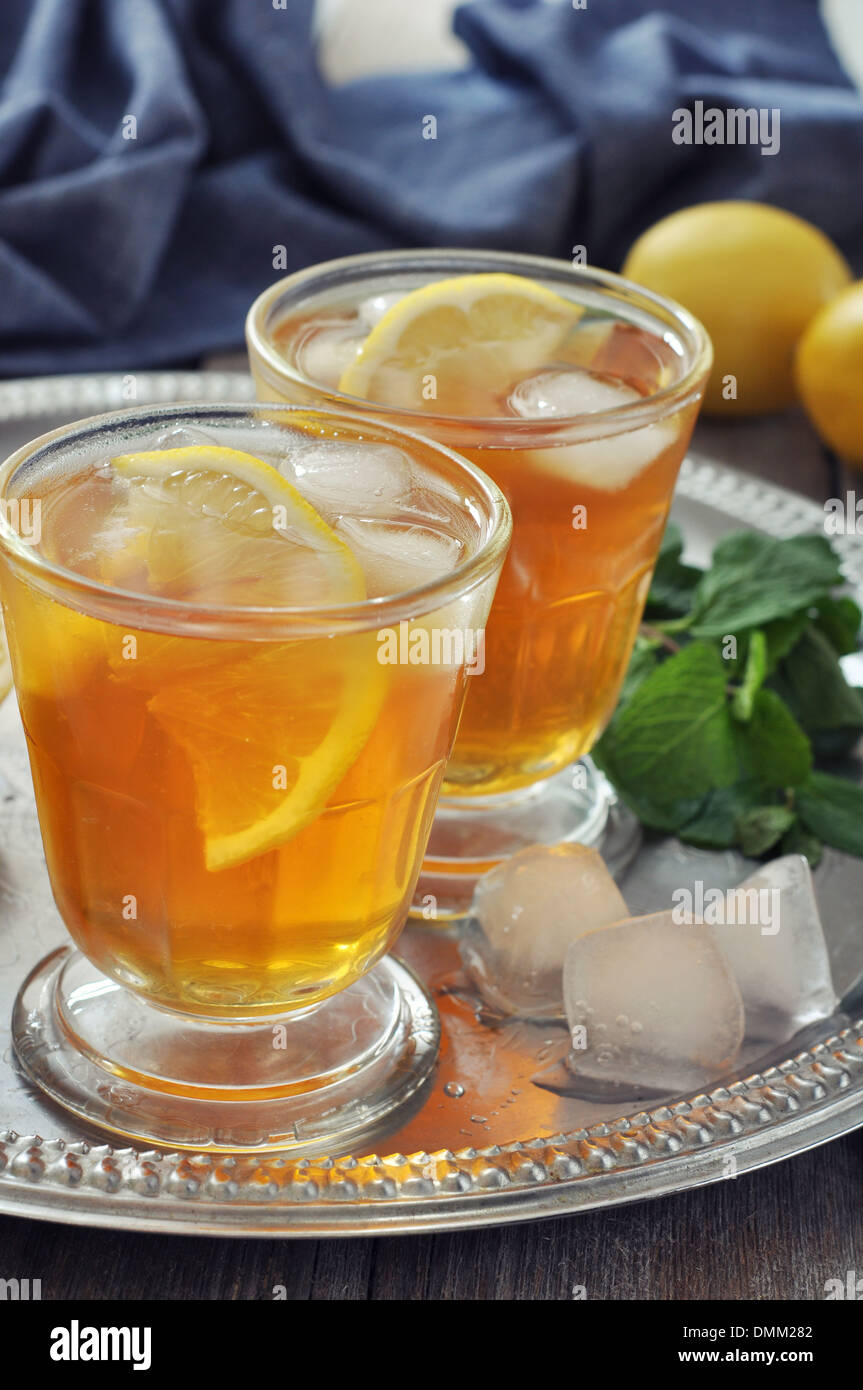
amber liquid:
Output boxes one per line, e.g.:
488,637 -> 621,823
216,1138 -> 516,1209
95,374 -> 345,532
264,310 -> 701,796
448,433 -> 689,792
1,466 -> 473,1016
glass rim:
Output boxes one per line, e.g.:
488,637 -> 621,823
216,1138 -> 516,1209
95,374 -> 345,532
0,401 -> 512,637
246,247 -> 714,437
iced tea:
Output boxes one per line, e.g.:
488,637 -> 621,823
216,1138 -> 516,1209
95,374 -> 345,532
248,254 -> 711,799
0,408 -> 508,1016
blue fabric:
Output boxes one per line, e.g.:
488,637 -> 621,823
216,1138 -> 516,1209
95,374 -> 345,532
0,0 -> 861,374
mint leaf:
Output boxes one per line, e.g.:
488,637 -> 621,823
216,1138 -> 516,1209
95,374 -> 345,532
658,523 -> 683,560
769,626 -> 863,733
690,533 -> 842,638
735,688 -> 812,787
680,781 -> 767,849
618,636 -> 660,704
594,642 -> 738,806
780,820 -> 823,869
731,630 -> 768,721
762,610 -> 810,672
795,771 -> 863,855
606,786 -> 705,835
736,805 -> 796,857
645,524 -> 702,620
610,526 -> 863,863
813,595 -> 863,656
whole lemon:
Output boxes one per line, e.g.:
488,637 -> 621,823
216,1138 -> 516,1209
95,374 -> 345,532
795,281 -> 863,463
622,201 -> 851,416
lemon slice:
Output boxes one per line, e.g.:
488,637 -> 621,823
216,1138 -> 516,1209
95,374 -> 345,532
109,445 -> 364,606
106,445 -> 385,871
339,272 -> 582,414
148,631 -> 386,871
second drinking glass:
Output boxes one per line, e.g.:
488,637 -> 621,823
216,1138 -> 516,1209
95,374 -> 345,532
247,251 -> 713,914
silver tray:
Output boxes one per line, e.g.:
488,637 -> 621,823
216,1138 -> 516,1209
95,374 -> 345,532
0,370 -> 861,1238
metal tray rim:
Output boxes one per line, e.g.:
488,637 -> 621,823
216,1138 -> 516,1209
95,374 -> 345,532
2,1018 -> 862,1236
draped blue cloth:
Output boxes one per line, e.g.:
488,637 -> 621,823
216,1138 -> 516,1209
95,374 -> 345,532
0,0 -> 860,374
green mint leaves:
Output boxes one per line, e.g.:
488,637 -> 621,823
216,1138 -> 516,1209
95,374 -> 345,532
688,533 -> 843,637
594,525 -> 863,866
597,642 -> 738,805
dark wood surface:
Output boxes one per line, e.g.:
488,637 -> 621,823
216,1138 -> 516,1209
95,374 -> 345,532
0,407 -> 856,1302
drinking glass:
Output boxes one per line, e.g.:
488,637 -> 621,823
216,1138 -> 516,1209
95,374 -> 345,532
0,402 -> 510,1151
247,250 -> 712,913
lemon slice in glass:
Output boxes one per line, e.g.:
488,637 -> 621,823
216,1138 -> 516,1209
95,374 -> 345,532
339,272 -> 582,415
109,445 -> 364,606
108,445 -> 385,871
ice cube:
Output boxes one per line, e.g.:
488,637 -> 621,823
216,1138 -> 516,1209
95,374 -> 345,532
336,516 -> 462,598
561,320 -> 678,393
155,425 -> 221,450
526,420 -> 678,491
713,855 -> 838,1043
563,911 -> 745,1094
358,291 -> 405,329
590,321 -> 678,390
283,441 -> 413,522
296,319 -> 366,388
461,843 -> 629,1019
508,367 -> 677,490
508,367 -> 642,419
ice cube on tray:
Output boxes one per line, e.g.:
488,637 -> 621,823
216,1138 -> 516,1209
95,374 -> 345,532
460,842 -> 628,1019
563,910 -> 745,1094
712,854 -> 838,1043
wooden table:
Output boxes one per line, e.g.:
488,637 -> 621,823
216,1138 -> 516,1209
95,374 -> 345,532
0,408 -> 856,1301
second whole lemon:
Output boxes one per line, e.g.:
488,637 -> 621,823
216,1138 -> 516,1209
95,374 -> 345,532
795,280 -> 863,464
622,201 -> 852,416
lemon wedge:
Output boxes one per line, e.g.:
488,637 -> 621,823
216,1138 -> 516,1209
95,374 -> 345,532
107,445 -> 385,871
339,272 -> 581,414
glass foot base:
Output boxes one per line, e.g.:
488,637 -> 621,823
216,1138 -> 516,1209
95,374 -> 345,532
13,947 -> 439,1154
414,759 -> 641,920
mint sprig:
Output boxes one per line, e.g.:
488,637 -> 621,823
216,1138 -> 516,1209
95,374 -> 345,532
594,526 -> 863,865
